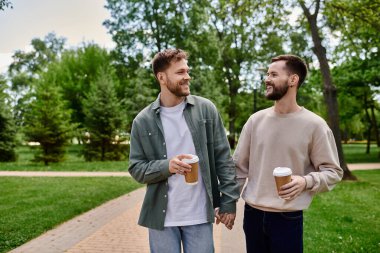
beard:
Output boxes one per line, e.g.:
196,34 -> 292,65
265,81 -> 289,101
166,78 -> 190,97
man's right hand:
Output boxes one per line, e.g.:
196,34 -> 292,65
169,154 -> 193,175
215,208 -> 236,230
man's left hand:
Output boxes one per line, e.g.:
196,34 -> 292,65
279,175 -> 307,200
215,208 -> 236,230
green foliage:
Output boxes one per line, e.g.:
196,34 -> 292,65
9,33 -> 65,77
0,177 -> 142,253
104,0 -> 205,130
122,66 -> 158,132
3,0 -> 379,150
23,74 -> 75,165
82,69 -> 128,161
8,33 -> 66,127
50,44 -> 116,128
333,54 -> 380,88
104,0 -> 292,147
0,0 -> 12,10
104,0 -> 208,59
0,76 -> 17,161
332,55 -> 380,141
325,0 -> 380,59
300,69 -> 325,117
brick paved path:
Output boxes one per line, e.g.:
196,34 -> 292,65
9,186 -> 246,253
5,164 -> 379,253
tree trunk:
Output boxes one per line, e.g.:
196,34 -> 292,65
300,0 -> 356,180
101,139 -> 106,161
364,98 -> 372,154
370,103 -> 380,147
228,81 -> 238,149
366,125 -> 371,154
344,127 -> 348,144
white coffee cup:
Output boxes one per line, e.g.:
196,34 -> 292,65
182,155 -> 199,185
273,167 -> 292,194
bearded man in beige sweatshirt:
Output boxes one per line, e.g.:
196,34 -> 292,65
233,55 -> 343,253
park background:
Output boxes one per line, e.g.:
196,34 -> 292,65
0,0 -> 379,252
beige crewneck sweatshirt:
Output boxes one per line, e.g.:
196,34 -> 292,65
233,106 -> 343,212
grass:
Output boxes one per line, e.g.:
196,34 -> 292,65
0,177 -> 142,253
343,143 -> 380,163
304,170 -> 380,253
0,143 -> 378,172
0,144 -> 378,252
0,145 -> 128,171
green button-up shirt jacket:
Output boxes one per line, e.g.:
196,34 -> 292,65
129,95 -> 240,230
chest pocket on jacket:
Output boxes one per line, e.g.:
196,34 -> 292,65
199,119 -> 214,144
140,129 -> 160,158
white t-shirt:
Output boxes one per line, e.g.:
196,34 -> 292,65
160,101 -> 208,226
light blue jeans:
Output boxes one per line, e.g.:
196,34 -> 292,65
148,223 -> 214,253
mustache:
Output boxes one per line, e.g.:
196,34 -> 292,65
265,82 -> 273,87
180,80 -> 190,85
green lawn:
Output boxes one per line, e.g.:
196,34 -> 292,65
304,170 -> 380,253
0,143 -> 378,252
0,171 -> 378,252
343,143 -> 380,163
0,145 -> 128,171
0,177 -> 142,253
0,143 -> 378,172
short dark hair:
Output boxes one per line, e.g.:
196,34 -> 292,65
152,49 -> 188,78
271,55 -> 308,87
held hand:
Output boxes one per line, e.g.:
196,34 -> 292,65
279,175 -> 307,201
215,208 -> 236,230
220,213 -> 236,230
168,154 -> 192,175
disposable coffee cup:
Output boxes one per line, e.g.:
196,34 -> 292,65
182,155 -> 199,185
273,167 -> 292,193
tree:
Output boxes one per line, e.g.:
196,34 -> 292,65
298,0 -> 356,179
104,0 -> 202,130
333,55 -> 380,151
324,0 -> 380,150
104,0 -> 205,61
23,73 -> 75,165
122,64 -> 158,132
8,33 -> 66,127
324,0 -> 380,61
0,76 -> 16,161
82,69 -> 127,161
9,33 -> 65,77
0,0 -> 12,10
203,1 -> 289,147
104,0 -> 289,147
49,44 -> 115,130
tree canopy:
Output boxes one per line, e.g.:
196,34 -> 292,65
1,0 -> 379,167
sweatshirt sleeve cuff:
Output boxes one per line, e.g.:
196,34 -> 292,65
304,175 -> 314,190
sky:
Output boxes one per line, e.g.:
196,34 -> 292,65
0,0 -> 115,74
